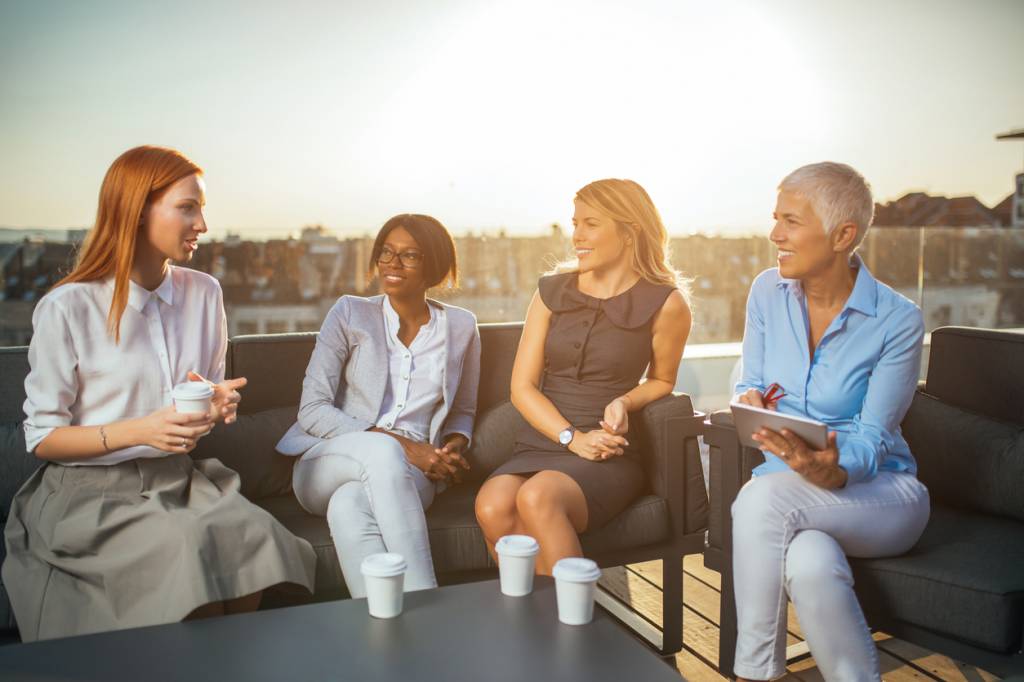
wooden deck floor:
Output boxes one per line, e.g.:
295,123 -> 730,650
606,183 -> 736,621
598,556 -> 1002,681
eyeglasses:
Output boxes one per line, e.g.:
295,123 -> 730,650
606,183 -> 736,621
763,382 -> 786,407
377,246 -> 423,268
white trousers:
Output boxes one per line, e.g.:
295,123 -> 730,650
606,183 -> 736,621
731,471 -> 929,681
292,431 -> 437,598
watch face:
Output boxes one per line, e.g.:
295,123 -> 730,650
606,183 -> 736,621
559,428 -> 573,445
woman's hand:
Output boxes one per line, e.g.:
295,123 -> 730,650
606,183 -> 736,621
735,388 -> 773,410
188,371 -> 247,424
405,440 -> 456,482
569,429 -> 628,461
600,397 -> 630,436
131,406 -> 213,454
752,427 -> 848,489
373,429 -> 455,482
436,434 -> 471,484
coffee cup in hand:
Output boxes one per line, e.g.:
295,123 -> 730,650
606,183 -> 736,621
495,535 -> 540,597
553,557 -> 602,625
171,381 -> 214,416
361,553 -> 407,619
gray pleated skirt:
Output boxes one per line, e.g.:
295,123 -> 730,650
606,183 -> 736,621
2,454 -> 316,642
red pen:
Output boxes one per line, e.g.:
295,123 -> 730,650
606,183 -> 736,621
763,382 -> 786,407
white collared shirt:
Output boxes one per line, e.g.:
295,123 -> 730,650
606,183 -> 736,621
22,265 -> 228,465
374,297 -> 447,443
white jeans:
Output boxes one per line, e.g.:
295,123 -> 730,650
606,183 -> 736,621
292,431 -> 438,598
731,471 -> 929,681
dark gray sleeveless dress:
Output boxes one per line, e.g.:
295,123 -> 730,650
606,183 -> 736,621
489,273 -> 675,529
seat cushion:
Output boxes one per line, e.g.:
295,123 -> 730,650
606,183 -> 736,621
902,392 -> 1024,522
851,504 -> 1024,654
259,484 -> 672,596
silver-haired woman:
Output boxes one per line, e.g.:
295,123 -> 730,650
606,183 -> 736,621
731,163 -> 929,681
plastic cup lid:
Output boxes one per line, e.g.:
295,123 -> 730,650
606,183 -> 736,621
172,381 -> 214,400
360,552 -> 407,578
552,557 -> 601,583
495,534 -> 540,557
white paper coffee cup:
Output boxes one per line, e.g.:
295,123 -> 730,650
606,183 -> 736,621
553,557 -> 602,625
171,381 -> 214,415
361,553 -> 407,619
495,534 -> 540,597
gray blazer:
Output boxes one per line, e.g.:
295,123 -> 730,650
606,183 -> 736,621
276,294 -> 481,457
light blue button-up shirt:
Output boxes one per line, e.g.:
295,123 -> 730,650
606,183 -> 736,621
735,255 -> 925,485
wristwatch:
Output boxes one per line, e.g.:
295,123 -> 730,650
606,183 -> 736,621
558,426 -> 576,448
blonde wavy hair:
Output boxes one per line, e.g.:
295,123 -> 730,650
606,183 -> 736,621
551,178 -> 689,297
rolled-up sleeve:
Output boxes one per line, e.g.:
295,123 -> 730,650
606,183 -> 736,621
23,297 -> 78,453
838,305 -> 924,484
735,275 -> 768,397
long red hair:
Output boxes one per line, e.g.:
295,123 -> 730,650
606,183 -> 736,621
57,146 -> 202,341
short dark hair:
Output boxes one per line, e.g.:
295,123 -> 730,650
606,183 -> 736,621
369,214 -> 458,289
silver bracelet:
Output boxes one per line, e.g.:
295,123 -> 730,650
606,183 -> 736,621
99,425 -> 110,452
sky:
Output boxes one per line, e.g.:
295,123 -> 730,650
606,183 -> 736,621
1,0 -> 1022,238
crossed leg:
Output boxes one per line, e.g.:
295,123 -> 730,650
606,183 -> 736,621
475,470 -> 589,575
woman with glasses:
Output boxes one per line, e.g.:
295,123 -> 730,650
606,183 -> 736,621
276,214 -> 480,597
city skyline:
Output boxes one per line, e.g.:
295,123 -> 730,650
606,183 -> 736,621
2,0 -> 1023,238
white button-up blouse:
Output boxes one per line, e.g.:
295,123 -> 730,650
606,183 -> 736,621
374,296 -> 447,443
22,265 -> 227,466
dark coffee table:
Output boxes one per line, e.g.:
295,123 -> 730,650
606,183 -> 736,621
0,577 -> 684,681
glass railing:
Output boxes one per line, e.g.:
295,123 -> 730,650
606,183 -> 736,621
666,227 -> 1024,345
1,227 -> 1022,349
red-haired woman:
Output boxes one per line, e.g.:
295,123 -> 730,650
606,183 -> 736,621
2,146 -> 315,642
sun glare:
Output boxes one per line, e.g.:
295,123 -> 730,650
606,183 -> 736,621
343,0 -> 829,232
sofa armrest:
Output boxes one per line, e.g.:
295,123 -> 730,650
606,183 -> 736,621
635,393 -> 708,536
704,410 -> 764,570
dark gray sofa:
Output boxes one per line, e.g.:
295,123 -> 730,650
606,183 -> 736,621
704,326 -> 1024,677
0,322 -> 709,653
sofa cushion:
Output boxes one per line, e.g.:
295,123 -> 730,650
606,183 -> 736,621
925,327 -> 1024,425
475,324 -> 523,413
851,504 -> 1024,654
0,348 -> 29,424
190,406 -> 297,501
902,392 -> 1024,522
227,334 -> 316,415
464,400 -> 527,482
1,423 -> 40,639
259,484 -> 671,596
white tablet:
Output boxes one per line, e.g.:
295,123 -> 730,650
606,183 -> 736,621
729,401 -> 829,451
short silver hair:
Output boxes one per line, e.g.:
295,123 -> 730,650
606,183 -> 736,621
778,162 -> 874,249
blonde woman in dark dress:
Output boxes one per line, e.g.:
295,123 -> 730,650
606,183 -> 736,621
475,179 -> 692,574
